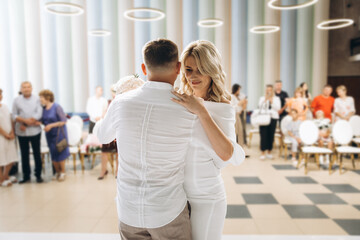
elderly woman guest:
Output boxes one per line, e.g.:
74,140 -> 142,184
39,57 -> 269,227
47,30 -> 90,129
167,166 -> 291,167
39,90 -> 70,182
334,85 -> 355,122
172,40 -> 245,240
286,87 -> 308,121
258,85 -> 281,160
0,89 -> 18,187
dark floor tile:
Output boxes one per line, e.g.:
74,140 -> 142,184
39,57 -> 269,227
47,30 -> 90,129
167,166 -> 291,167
353,170 -> 360,175
304,193 -> 347,204
323,184 -> 360,193
286,176 -> 318,184
226,205 -> 252,219
272,164 -> 297,170
353,205 -> 360,211
282,205 -> 328,219
234,177 -> 262,184
334,219 -> 360,235
242,193 -> 278,204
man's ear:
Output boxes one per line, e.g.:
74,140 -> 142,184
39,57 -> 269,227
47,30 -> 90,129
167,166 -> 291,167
141,63 -> 147,76
175,62 -> 181,74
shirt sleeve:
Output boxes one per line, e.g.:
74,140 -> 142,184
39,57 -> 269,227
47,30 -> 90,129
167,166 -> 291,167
93,100 -> 116,144
86,98 -> 93,118
311,97 -> 317,114
334,98 -> 339,113
272,97 -> 281,111
12,98 -> 19,121
32,98 -> 43,120
56,104 -> 67,122
350,97 -> 355,113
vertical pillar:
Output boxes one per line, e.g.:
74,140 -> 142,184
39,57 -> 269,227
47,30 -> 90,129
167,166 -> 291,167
198,0 -> 215,43
182,0 -> 198,48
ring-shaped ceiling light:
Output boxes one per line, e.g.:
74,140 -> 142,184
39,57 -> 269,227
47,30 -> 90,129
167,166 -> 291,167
317,18 -> 354,30
44,2 -> 84,16
88,29 -> 112,37
123,8 -> 165,22
268,0 -> 318,10
197,19 -> 224,28
250,25 -> 280,34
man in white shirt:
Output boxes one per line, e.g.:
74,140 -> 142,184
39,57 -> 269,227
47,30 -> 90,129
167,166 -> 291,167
86,86 -> 108,133
96,39 -> 196,239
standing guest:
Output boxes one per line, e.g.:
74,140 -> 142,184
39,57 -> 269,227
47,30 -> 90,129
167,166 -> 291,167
258,85 -> 281,160
12,81 -> 43,184
231,84 -> 247,146
286,87 -> 308,121
311,85 -> 335,121
300,82 -> 312,104
39,90 -> 70,182
334,85 -> 355,122
286,109 -> 302,166
86,86 -> 108,134
274,80 -> 289,123
0,89 -> 18,187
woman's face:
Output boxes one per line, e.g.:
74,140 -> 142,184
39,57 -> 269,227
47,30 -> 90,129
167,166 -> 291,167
302,83 -> 308,90
184,56 -> 211,96
39,96 -> 48,106
337,89 -> 346,98
265,87 -> 273,96
295,91 -> 302,98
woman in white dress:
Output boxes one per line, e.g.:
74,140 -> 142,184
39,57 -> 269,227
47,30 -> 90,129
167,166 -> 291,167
334,85 -> 355,122
0,89 -> 18,187
172,40 -> 245,240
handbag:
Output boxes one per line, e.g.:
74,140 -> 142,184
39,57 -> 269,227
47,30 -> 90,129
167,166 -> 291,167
251,101 -> 271,126
56,126 -> 68,153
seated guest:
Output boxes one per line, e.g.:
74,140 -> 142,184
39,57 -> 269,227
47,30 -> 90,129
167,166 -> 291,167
286,109 -> 302,166
0,88 -> 18,187
334,85 -> 355,122
311,85 -> 335,121
286,87 -> 308,121
314,110 -> 333,165
39,90 -> 70,182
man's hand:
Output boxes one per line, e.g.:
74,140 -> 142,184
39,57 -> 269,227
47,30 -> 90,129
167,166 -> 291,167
20,124 -> 27,131
296,137 -> 302,144
44,125 -> 52,132
95,116 -> 101,122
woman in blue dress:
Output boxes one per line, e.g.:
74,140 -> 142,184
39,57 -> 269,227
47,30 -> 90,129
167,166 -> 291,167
39,90 -> 70,181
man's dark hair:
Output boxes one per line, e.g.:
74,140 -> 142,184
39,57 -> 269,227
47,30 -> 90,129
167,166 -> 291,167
275,80 -> 282,83
231,84 -> 241,94
324,84 -> 332,89
142,39 -> 179,71
266,84 -> 273,88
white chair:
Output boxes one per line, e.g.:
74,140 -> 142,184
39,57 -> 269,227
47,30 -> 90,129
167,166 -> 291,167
69,115 -> 84,131
299,120 -> 333,174
66,121 -> 83,173
280,115 -> 293,159
349,115 -> 360,146
332,120 -> 360,174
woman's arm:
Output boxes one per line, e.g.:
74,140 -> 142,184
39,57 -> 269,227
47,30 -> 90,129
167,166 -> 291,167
172,91 -> 233,161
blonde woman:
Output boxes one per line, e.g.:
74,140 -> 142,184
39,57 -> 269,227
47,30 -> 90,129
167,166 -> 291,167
286,87 -> 308,121
334,85 -> 355,121
172,40 -> 245,240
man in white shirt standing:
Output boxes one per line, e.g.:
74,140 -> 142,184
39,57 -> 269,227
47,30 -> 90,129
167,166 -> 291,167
86,86 -> 108,133
95,39 -> 196,239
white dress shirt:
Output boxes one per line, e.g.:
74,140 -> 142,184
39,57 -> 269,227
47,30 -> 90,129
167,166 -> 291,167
95,81 -> 199,228
258,96 -> 281,119
184,102 -> 245,201
86,96 -> 108,122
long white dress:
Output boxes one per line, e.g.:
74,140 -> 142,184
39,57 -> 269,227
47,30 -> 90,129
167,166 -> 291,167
0,104 -> 18,166
185,101 -> 245,240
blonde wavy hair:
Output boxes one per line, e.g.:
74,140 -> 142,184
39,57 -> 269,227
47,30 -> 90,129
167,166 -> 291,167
180,40 -> 230,102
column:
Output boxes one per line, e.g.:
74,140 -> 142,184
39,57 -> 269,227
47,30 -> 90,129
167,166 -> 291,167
118,0 -> 135,78
280,0 -> 297,94
215,0 -> 232,91
166,0 -> 183,51
182,0 -> 198,48
295,0 -> 314,89
263,0 -> 281,85
150,0 -> 166,40
312,0 -> 330,96
24,0 -> 43,94
231,0 -> 247,92
198,0 -> 215,43
71,0 -> 89,112
247,0 -> 265,110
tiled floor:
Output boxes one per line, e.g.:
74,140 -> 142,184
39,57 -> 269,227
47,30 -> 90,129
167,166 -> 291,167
1,133 -> 360,236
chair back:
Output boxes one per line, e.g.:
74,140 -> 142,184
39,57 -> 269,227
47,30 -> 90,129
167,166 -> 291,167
299,120 -> 319,145
349,115 -> 360,137
69,115 -> 84,131
66,121 -> 82,146
333,120 -> 353,145
280,115 -> 293,137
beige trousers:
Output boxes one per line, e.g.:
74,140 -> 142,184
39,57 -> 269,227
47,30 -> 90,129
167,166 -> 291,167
119,204 -> 192,240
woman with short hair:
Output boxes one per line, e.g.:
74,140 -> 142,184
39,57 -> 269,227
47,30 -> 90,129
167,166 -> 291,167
39,89 -> 70,181
334,85 -> 355,122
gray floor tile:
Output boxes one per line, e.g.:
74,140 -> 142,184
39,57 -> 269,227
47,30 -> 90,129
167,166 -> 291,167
354,205 -> 360,211
242,193 -> 278,204
272,164 -> 297,170
304,193 -> 347,204
286,176 -> 318,184
353,170 -> 360,175
282,205 -> 328,219
226,205 -> 252,218
334,219 -> 360,235
234,177 -> 262,184
323,184 -> 360,193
